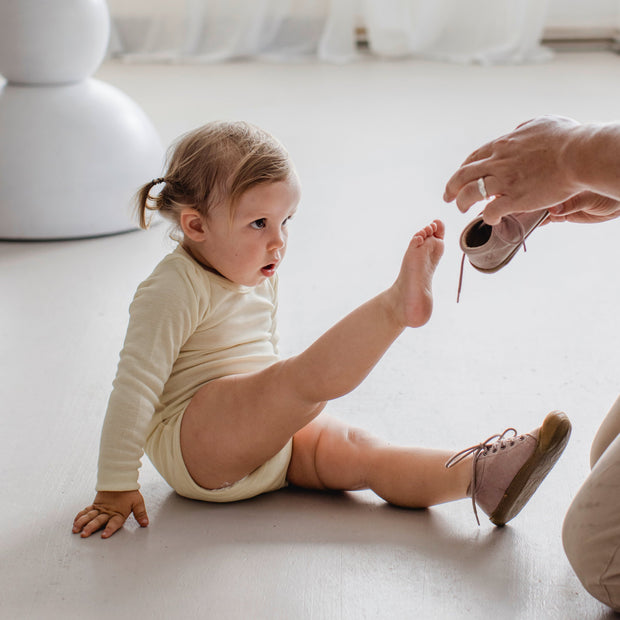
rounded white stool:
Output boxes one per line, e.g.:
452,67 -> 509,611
0,0 -> 163,239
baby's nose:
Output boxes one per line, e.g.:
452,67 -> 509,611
269,230 -> 285,249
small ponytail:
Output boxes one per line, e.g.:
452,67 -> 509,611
134,178 -> 166,230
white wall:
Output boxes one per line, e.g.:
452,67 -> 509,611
546,0 -> 618,31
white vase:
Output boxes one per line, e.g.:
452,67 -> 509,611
0,0 -> 163,239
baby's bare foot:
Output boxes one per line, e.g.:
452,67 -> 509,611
392,219 -> 445,328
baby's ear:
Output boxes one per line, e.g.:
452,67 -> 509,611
180,209 -> 206,240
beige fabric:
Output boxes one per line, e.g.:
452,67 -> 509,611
563,396 -> 620,612
146,409 -> 292,501
590,395 -> 620,469
96,244 -> 282,493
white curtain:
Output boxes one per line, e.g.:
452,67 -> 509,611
107,0 -> 553,65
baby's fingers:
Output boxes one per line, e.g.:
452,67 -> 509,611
72,507 -> 97,532
101,514 -> 127,539
76,511 -> 112,538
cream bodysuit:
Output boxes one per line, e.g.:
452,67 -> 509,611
96,245 -> 292,501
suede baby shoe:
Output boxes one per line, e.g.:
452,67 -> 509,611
457,209 -> 549,301
446,410 -> 571,526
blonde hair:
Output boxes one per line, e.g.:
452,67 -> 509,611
135,121 -> 294,231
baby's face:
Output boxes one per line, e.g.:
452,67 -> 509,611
194,177 -> 300,286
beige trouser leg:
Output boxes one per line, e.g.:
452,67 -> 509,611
562,396 -> 620,612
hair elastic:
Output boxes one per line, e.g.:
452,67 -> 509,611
152,177 -> 166,185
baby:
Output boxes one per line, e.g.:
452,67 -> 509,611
73,121 -> 570,539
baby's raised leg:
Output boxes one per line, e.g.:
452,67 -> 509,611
181,220 -> 445,490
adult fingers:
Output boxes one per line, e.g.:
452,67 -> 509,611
444,131 -> 515,202
549,210 -> 611,224
479,195 -> 522,225
453,180 -> 483,213
549,192 -> 606,216
458,140 -> 495,168
445,160 -> 490,205
550,193 -> 620,224
452,174 -> 505,214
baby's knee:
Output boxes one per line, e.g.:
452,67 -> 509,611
312,421 -> 380,489
342,426 -> 378,449
315,422 -> 372,458
563,497 -> 620,612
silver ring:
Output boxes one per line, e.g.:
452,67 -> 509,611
477,177 -> 488,200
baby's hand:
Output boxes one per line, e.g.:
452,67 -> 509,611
72,490 -> 149,539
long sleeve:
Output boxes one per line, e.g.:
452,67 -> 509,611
96,260 -> 204,491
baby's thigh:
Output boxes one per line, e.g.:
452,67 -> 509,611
180,364 -> 325,490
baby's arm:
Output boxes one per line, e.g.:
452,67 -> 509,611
73,256 -> 202,538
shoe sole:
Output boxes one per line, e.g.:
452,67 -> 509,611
489,410 -> 572,526
466,211 -> 549,274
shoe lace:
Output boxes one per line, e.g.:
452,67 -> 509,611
445,427 -> 521,525
457,214 -> 527,303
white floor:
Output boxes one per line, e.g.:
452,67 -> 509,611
2,52 -> 620,619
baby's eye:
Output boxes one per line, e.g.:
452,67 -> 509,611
283,215 -> 294,227
251,219 -> 266,230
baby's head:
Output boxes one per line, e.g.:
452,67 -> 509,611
136,120 -> 295,232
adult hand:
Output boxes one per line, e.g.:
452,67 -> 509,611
72,490 -> 149,539
444,116 -> 584,224
547,191 -> 620,224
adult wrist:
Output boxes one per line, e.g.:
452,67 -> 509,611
566,122 -> 620,199
559,123 -> 593,194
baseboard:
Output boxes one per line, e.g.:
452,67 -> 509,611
543,26 -> 620,52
